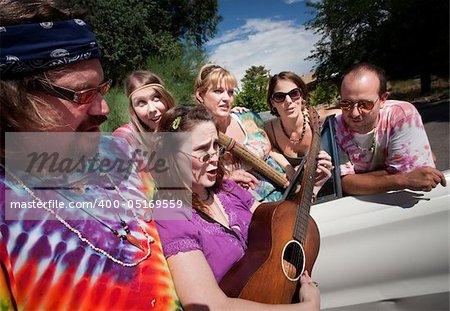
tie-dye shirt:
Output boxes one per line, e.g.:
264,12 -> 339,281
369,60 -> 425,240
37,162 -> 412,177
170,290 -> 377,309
113,123 -> 141,148
112,124 -> 157,203
0,140 -> 179,310
334,100 -> 435,176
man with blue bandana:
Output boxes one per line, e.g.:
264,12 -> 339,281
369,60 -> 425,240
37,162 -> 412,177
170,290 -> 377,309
0,0 -> 179,309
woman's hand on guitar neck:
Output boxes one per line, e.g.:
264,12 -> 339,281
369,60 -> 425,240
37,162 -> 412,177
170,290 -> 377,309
314,150 -> 333,189
299,270 -> 321,311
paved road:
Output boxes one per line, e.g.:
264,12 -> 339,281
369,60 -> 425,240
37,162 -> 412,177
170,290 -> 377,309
415,100 -> 449,171
260,99 -> 450,171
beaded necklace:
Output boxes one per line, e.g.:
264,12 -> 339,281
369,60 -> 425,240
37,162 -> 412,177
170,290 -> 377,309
280,108 -> 309,144
5,168 -> 154,267
352,129 -> 376,153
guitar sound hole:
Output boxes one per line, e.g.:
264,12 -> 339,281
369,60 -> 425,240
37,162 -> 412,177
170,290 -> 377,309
281,240 -> 305,281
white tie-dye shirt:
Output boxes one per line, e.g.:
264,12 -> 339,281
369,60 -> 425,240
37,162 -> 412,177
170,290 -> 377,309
334,100 -> 435,176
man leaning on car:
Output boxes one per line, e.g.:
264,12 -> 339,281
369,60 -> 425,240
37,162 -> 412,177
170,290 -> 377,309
334,62 -> 446,195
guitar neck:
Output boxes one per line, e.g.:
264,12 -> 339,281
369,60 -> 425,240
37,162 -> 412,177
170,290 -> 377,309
292,108 -> 321,244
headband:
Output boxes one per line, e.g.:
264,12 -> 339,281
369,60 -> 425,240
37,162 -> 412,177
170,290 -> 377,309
0,19 -> 101,77
128,83 -> 164,99
200,64 -> 222,79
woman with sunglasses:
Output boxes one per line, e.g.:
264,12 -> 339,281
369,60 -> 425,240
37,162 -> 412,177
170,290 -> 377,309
194,64 -> 330,202
266,72 -> 336,190
155,105 -> 320,310
113,70 -> 175,147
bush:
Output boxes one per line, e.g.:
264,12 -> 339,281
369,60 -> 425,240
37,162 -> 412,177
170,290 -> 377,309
309,81 -> 339,107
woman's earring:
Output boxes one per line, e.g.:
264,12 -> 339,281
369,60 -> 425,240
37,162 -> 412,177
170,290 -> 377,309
271,106 -> 278,114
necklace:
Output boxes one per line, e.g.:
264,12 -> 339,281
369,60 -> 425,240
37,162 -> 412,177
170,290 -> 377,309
5,168 -> 154,267
352,130 -> 376,152
280,109 -> 308,144
40,174 -> 148,253
79,207 -> 146,252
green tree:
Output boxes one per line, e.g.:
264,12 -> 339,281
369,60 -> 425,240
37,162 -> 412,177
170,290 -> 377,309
378,0 -> 449,93
234,65 -> 270,112
305,0 -> 449,93
308,81 -> 338,107
147,42 -> 208,104
70,0 -> 221,83
305,0 -> 385,80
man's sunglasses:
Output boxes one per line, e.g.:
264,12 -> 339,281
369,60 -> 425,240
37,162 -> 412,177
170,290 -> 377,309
339,98 -> 380,113
30,79 -> 112,105
271,88 -> 303,103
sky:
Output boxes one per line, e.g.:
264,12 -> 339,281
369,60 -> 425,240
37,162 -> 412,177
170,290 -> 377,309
206,0 -> 320,85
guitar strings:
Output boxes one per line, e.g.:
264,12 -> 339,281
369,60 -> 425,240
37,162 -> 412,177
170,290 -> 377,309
289,108 -> 319,281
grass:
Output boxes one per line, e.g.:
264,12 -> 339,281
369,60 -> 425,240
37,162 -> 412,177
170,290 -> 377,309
100,87 -> 129,133
388,76 -> 449,103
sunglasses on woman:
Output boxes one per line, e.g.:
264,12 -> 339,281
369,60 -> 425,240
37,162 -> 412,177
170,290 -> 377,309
271,88 -> 303,103
30,79 -> 112,105
339,98 -> 379,113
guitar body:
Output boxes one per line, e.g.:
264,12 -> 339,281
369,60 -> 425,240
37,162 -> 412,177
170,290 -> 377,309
219,200 -> 320,304
220,108 -> 322,304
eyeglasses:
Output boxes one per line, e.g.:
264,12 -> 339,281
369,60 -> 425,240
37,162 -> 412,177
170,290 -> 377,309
180,146 -> 225,163
271,88 -> 303,103
30,79 -> 112,105
339,98 -> 380,113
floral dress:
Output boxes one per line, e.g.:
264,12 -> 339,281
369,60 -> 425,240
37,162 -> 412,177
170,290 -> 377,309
223,112 -> 285,202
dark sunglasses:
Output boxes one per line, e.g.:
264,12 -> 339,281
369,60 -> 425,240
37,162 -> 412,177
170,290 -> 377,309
339,98 -> 379,113
271,88 -> 303,103
30,79 -> 112,105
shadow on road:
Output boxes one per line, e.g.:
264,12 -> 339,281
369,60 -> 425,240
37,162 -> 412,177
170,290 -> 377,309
414,99 -> 449,123
414,99 -> 449,170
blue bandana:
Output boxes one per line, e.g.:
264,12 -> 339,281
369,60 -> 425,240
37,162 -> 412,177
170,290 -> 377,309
0,19 -> 101,77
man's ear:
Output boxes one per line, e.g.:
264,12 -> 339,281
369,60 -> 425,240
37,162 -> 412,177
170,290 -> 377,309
195,90 -> 204,103
380,92 -> 389,108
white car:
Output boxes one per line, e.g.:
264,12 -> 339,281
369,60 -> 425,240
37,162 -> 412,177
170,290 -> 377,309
306,115 -> 450,310
312,170 -> 449,311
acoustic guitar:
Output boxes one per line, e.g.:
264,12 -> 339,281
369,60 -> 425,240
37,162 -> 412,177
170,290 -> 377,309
219,108 -> 321,304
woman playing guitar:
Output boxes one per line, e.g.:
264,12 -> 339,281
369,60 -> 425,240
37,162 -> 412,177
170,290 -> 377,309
155,105 -> 332,310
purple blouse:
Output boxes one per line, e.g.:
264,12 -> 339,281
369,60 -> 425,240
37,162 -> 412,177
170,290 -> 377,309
156,179 -> 255,282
